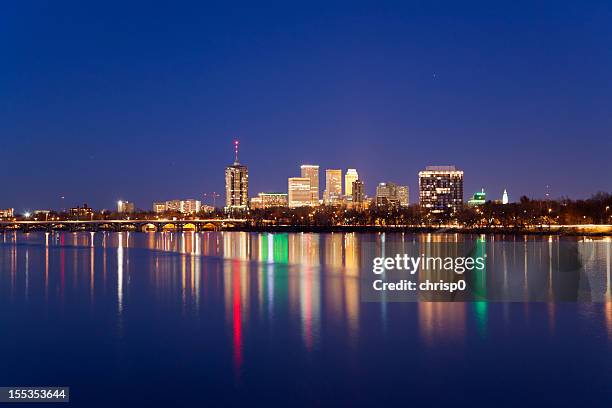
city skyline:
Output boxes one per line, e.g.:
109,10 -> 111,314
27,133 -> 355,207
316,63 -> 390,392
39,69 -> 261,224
2,4 -> 612,406
3,2 -> 612,210
0,138 -> 581,213
0,136 -> 569,213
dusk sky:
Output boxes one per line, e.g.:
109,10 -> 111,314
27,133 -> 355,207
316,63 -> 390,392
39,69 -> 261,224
2,1 -> 611,211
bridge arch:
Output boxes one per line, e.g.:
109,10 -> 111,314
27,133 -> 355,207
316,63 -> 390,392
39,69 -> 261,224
183,223 -> 197,231
141,223 -> 158,232
201,222 -> 217,231
161,223 -> 177,232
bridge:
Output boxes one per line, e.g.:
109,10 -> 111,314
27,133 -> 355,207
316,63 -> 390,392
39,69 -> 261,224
0,219 -> 249,233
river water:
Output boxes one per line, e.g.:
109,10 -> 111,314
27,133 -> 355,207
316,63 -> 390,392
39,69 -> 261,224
0,231 -> 611,406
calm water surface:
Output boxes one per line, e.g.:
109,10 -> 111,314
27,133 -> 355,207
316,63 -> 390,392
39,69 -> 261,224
0,232 -> 611,407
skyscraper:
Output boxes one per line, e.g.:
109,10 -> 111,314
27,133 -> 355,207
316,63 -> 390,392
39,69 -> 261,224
398,186 -> 409,207
345,169 -> 359,197
418,166 -> 464,213
352,180 -> 365,207
225,141 -> 249,211
502,189 -> 509,204
324,169 -> 342,204
288,177 -> 312,208
300,165 -> 319,205
376,182 -> 399,206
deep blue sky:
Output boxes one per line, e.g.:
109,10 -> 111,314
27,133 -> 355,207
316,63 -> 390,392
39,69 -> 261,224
2,1 -> 611,211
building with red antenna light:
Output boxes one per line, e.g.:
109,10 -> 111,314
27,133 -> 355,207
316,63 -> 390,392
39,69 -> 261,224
224,140 -> 249,212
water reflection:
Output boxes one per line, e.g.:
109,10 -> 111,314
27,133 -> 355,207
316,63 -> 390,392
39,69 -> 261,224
225,259 -> 247,376
1,231 -> 612,374
117,232 -> 124,315
419,302 -> 466,346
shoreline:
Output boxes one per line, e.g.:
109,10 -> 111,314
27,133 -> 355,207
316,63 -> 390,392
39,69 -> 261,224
2,223 -> 611,237
228,225 -> 612,237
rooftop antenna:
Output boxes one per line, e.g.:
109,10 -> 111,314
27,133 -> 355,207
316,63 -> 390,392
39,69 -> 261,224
233,140 -> 239,164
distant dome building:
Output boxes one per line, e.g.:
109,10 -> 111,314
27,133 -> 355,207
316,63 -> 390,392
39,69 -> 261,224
468,189 -> 486,206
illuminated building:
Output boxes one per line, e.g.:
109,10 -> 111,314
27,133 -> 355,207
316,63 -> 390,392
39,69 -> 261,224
69,203 -> 94,218
502,189 -> 509,204
375,183 -> 408,207
376,182 -> 399,206
352,180 -> 365,206
117,200 -> 135,213
324,169 -> 342,204
225,141 -> 249,211
0,208 -> 14,218
250,192 -> 288,209
152,199 -> 201,214
345,169 -> 359,197
418,166 -> 464,213
180,199 -> 201,214
249,197 -> 262,209
398,185 -> 409,207
300,165 -> 319,205
468,189 -> 486,206
153,202 -> 166,213
376,182 -> 396,205
200,204 -> 215,213
166,200 -> 181,212
288,177 -> 312,208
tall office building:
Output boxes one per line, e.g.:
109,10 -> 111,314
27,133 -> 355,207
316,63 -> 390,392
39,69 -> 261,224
288,177 -> 312,208
375,183 -> 409,207
418,165 -> 464,213
300,165 -> 319,205
352,180 -> 365,206
345,169 -> 359,197
225,141 -> 249,211
398,186 -> 409,207
376,182 -> 399,206
324,169 -> 342,204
